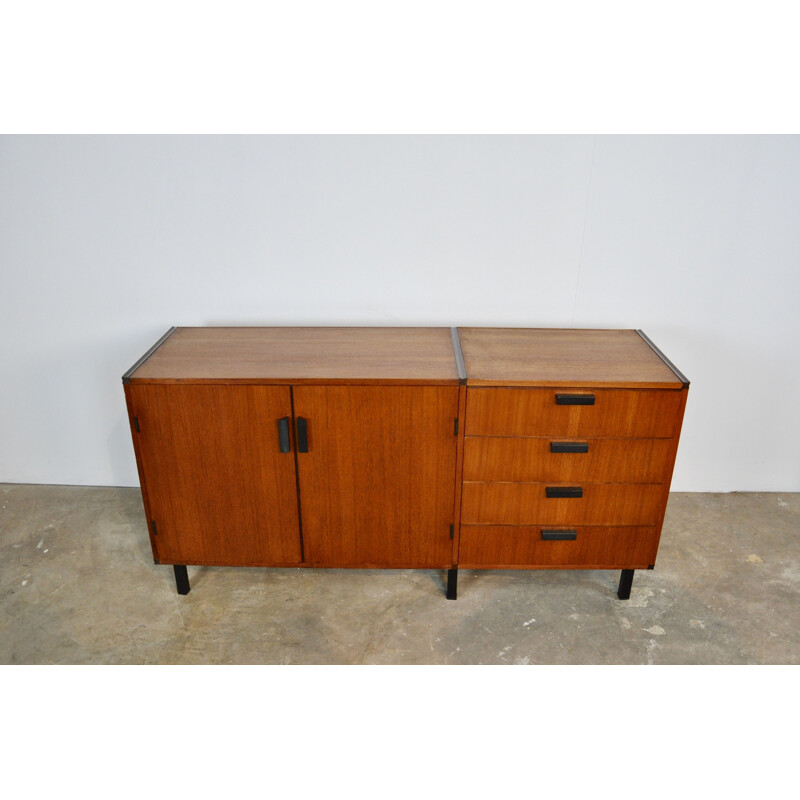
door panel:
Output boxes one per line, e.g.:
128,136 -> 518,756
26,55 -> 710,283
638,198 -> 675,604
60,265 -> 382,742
130,384 -> 302,566
294,386 -> 459,567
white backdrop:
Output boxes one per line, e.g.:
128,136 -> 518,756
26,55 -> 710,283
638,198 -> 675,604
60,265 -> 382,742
1,135 -> 798,491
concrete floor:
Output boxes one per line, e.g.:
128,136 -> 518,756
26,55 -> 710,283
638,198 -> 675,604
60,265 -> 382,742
1,483 -> 798,664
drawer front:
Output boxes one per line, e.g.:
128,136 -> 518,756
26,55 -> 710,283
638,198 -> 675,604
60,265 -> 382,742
463,436 -> 674,483
461,482 -> 665,526
465,388 -> 683,438
458,525 -> 660,568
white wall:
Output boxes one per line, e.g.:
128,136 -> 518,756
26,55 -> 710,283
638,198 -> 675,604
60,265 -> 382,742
1,135 -> 798,491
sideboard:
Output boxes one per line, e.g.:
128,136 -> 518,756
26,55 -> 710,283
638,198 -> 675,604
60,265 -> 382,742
123,326 -> 688,600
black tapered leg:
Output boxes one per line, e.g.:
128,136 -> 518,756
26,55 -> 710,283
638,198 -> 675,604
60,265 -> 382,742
617,569 -> 634,600
173,564 -> 190,595
446,568 -> 458,600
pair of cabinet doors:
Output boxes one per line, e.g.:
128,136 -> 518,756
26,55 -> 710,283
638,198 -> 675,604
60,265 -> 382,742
129,383 -> 459,569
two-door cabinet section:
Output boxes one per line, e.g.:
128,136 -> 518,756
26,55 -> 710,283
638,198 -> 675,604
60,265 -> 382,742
122,326 -> 688,600
123,327 -> 462,595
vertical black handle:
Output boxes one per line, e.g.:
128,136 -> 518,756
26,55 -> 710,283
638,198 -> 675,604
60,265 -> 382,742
297,417 -> 308,453
277,417 -> 290,453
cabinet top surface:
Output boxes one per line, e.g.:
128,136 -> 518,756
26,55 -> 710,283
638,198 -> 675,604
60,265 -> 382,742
129,327 -> 460,383
459,328 -> 685,388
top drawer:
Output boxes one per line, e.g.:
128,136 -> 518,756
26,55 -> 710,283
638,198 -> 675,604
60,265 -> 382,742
465,388 -> 683,438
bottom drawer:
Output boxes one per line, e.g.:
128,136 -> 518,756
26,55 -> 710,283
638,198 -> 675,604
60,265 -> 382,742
458,525 -> 660,568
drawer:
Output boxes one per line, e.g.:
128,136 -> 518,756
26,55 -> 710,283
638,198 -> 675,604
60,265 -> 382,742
465,388 -> 683,438
458,525 -> 660,568
463,436 -> 674,483
461,482 -> 665,526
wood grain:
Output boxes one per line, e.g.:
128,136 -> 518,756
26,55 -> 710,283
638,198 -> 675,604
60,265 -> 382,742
450,385 -> 467,566
294,385 -> 459,567
465,388 -> 683,438
124,384 -> 160,562
130,327 -> 459,383
459,327 -> 684,387
463,436 -> 674,483
129,384 -> 302,566
461,482 -> 665,526
650,387 -> 690,561
458,525 -> 660,568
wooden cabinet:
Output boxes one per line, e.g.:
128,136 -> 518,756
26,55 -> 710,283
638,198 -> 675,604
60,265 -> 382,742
123,327 -> 462,595
123,326 -> 688,600
455,328 -> 689,598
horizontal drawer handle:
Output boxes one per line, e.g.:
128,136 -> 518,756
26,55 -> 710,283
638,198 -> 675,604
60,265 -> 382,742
550,441 -> 589,453
541,529 -> 577,541
546,486 -> 583,498
556,393 -> 595,405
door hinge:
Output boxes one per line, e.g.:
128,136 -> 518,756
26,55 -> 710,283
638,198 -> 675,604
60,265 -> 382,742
133,417 -> 140,433
449,524 -> 454,540
151,520 -> 158,536
454,417 -> 459,435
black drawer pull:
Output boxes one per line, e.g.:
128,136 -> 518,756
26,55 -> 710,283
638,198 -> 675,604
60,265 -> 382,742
550,441 -> 589,453
546,486 -> 583,498
297,417 -> 309,453
556,393 -> 595,405
277,417 -> 291,453
541,529 -> 577,541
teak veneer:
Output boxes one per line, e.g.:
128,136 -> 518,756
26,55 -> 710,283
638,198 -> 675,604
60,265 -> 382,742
123,326 -> 688,600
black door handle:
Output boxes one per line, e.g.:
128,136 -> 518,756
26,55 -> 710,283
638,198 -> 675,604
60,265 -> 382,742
277,417 -> 291,453
546,486 -> 583,498
297,417 -> 309,453
550,441 -> 589,453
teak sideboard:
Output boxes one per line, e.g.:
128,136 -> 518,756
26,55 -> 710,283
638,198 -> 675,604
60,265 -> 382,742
122,327 -> 689,600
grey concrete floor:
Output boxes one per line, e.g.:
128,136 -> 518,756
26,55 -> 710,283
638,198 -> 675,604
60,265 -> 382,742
1,483 -> 798,664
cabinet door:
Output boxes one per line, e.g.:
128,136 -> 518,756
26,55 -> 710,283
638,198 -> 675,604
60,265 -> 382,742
129,384 -> 302,566
293,386 -> 459,567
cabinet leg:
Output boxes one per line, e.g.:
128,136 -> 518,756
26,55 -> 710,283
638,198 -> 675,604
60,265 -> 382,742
446,568 -> 458,600
173,564 -> 190,595
617,569 -> 634,600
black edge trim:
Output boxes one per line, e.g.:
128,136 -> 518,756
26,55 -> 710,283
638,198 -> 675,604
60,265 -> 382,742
450,327 -> 467,385
648,564 -> 655,570
122,326 -> 178,383
636,329 -> 690,388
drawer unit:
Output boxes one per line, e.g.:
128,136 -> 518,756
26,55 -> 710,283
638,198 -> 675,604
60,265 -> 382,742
454,327 -> 688,600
